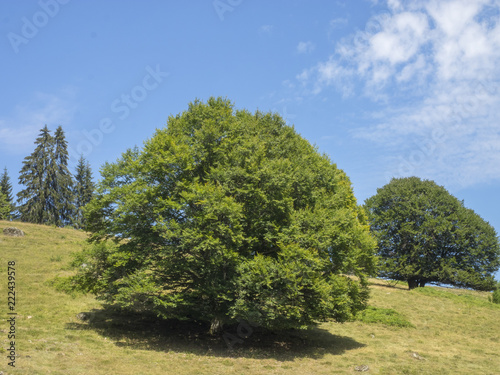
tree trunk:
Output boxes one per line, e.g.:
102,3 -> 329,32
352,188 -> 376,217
209,316 -> 223,335
408,278 -> 419,290
408,278 -> 426,289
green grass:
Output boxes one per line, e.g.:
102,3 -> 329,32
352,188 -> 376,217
355,306 -> 415,328
1,220 -> 499,374
411,285 -> 500,310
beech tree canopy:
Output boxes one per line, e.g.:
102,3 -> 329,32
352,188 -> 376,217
76,97 -> 377,333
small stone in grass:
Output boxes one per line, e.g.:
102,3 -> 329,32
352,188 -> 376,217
76,312 -> 91,321
354,364 -> 369,372
411,352 -> 426,360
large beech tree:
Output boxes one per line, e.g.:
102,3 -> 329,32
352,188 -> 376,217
75,98 -> 377,333
365,177 -> 500,290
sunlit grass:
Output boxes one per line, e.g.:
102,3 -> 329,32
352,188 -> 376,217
355,306 -> 415,328
411,284 -> 500,310
1,220 -> 499,374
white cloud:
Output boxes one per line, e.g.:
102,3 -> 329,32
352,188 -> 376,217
387,0 -> 403,10
426,0 -> 498,81
297,59 -> 355,97
297,0 -> 500,188
369,12 -> 429,65
0,91 -> 76,154
426,0 -> 487,37
297,41 -> 315,54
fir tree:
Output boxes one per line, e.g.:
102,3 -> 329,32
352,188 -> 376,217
74,155 -> 94,229
17,126 -> 75,226
17,126 -> 55,224
0,191 -> 10,220
51,126 -> 75,226
0,167 -> 14,218
1,167 -> 13,202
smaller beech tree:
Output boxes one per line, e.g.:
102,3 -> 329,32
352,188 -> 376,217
365,177 -> 500,291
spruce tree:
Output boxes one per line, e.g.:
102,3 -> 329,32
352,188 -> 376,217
0,192 -> 10,220
74,155 -> 94,229
17,126 -> 55,224
0,167 -> 14,218
1,167 -> 13,203
52,126 -> 75,226
17,126 -> 75,226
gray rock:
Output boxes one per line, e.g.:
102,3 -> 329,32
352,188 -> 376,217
354,365 -> 370,372
3,227 -> 25,237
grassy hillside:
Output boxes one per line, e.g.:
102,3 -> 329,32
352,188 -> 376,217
1,221 -> 499,374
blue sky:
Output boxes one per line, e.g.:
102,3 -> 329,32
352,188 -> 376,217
1,0 -> 500,280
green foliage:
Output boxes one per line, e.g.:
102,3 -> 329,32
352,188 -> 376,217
17,126 -> 54,223
355,306 -> 414,328
491,289 -> 500,304
76,97 -> 377,332
69,241 -> 120,295
1,167 -> 13,202
231,244 -> 369,330
365,177 -> 500,291
489,282 -> 500,304
17,126 -> 75,226
73,155 -> 95,229
0,191 -> 10,219
52,126 -> 75,226
0,167 -> 14,218
46,276 -> 79,297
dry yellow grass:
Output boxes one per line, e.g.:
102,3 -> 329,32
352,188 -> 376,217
1,220 -> 499,374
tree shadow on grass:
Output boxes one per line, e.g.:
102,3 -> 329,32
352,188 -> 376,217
65,305 -> 365,361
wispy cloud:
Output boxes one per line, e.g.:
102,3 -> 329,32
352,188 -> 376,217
329,17 -> 348,30
0,90 -> 76,154
259,24 -> 274,35
296,41 -> 315,54
297,0 -> 500,188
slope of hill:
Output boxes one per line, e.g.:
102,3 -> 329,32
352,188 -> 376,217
1,221 -> 499,375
